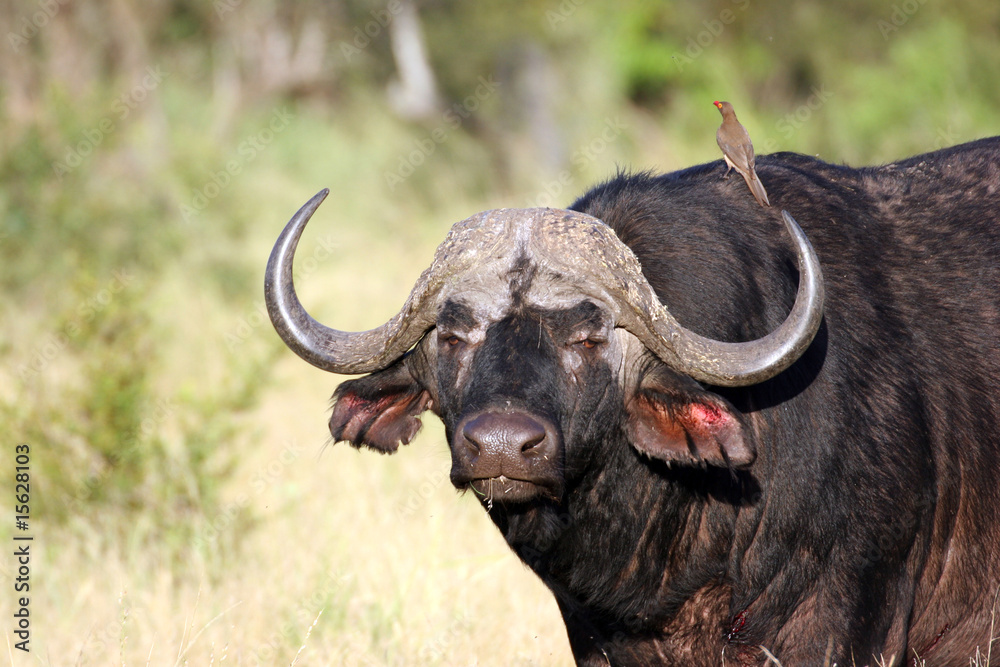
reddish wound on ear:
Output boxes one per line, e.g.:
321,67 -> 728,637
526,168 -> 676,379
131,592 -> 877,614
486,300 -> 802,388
688,402 -> 724,425
347,393 -> 401,417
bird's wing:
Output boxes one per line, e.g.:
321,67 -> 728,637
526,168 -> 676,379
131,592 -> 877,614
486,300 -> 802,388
718,136 -> 755,174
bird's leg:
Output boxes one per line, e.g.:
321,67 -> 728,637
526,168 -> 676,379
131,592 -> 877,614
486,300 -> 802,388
722,155 -> 735,180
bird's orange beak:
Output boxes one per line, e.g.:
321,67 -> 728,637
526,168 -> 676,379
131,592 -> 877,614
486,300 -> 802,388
713,101 -> 723,109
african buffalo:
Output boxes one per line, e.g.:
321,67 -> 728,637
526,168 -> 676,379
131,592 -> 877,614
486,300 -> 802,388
265,137 -> 1000,666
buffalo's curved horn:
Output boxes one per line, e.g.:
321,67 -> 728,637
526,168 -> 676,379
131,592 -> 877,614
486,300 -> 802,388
264,189 -> 441,373
667,210 -> 825,386
555,209 -> 824,387
267,191 -> 824,387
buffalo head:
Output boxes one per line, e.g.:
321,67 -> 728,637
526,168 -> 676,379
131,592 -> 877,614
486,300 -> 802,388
264,189 -> 823,509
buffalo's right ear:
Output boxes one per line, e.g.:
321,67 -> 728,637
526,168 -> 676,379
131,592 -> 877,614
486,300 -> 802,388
329,360 -> 431,454
625,366 -> 754,468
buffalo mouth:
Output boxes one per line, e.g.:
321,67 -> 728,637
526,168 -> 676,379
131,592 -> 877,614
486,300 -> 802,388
467,475 -> 560,506
451,410 -> 564,507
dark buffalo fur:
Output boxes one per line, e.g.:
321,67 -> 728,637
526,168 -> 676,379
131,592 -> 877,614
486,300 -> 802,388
328,137 -> 1000,666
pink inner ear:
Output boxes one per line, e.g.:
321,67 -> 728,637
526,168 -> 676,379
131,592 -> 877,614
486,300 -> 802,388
333,393 -> 398,443
629,393 -> 753,467
369,391 -> 431,448
331,389 -> 431,453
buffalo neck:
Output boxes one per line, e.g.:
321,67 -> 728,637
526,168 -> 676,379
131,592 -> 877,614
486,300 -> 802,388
484,428 -> 752,641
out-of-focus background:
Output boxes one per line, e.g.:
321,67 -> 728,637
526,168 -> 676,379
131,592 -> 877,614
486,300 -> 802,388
0,0 -> 997,664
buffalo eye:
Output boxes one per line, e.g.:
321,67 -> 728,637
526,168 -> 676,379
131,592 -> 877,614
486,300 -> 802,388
439,333 -> 463,348
571,336 -> 604,350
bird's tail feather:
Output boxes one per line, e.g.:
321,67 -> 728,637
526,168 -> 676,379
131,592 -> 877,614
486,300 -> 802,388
745,170 -> 770,207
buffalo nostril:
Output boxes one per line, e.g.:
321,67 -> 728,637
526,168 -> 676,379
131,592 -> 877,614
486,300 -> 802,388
462,428 -> 481,454
521,430 -> 545,453
462,412 -> 549,460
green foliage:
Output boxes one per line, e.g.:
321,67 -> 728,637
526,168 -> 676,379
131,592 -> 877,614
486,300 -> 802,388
0,79 -> 273,558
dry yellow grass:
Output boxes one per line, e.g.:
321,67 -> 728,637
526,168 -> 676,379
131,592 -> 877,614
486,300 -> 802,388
19,368 -> 574,665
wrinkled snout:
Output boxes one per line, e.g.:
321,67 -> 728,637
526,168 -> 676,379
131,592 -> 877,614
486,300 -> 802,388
451,411 -> 563,504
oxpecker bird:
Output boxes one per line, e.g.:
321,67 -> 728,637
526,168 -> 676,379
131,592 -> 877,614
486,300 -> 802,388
714,100 -> 770,207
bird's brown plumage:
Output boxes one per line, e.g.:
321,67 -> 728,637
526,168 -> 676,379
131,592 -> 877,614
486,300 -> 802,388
714,100 -> 770,207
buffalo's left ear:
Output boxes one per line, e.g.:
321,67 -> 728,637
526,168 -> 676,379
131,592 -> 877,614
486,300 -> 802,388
625,366 -> 754,467
329,360 -> 431,454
